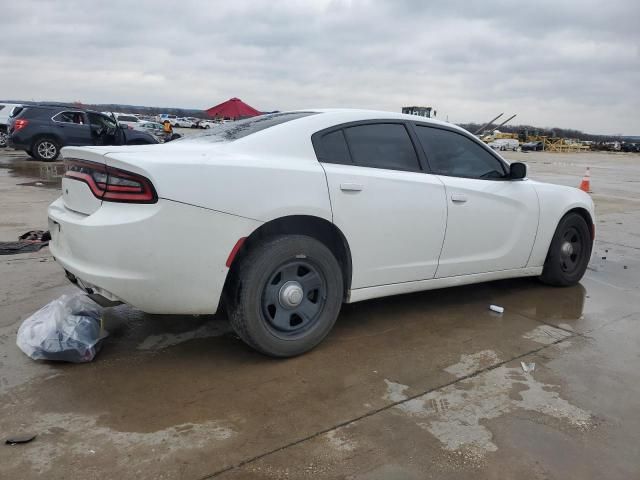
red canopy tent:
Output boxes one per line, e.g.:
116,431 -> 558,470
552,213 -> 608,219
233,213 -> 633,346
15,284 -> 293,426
205,97 -> 261,120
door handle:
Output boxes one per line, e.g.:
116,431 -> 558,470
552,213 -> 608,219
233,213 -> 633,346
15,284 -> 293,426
340,183 -> 364,192
451,194 -> 467,203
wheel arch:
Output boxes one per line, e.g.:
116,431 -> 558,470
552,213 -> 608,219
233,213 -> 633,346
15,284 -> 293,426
31,132 -> 64,149
565,206 -> 594,241
225,215 -> 353,302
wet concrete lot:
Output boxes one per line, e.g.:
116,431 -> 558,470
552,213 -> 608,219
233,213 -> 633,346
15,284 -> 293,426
0,149 -> 639,479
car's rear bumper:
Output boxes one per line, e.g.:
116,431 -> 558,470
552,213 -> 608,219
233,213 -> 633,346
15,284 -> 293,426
48,196 -> 261,314
7,133 -> 30,150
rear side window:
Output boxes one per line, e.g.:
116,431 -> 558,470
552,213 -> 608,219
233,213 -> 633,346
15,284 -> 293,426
317,130 -> 351,164
188,112 -> 317,143
415,126 -> 506,179
53,111 -> 86,124
117,115 -> 138,122
343,123 -> 420,171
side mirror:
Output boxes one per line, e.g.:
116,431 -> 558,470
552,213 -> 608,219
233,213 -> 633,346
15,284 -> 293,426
509,162 -> 527,180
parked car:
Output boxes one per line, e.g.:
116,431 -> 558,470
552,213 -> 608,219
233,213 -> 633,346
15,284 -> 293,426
113,114 -> 141,128
48,109 -> 594,357
8,105 -> 158,161
157,114 -> 194,128
197,119 -> 217,129
173,117 -> 195,128
488,139 -> 519,151
158,114 -> 177,123
0,102 -> 22,147
135,121 -> 176,143
521,141 -> 544,151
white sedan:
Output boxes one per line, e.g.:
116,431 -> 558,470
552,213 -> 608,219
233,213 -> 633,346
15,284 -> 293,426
48,109 -> 594,357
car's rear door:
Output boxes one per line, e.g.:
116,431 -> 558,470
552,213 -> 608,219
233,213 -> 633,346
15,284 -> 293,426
52,111 -> 92,146
315,121 -> 447,289
413,123 -> 539,278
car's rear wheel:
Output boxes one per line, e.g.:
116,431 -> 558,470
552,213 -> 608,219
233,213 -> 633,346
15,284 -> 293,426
32,137 -> 60,162
174,123 -> 180,128
540,213 -> 592,286
227,235 -> 343,357
0,131 -> 7,148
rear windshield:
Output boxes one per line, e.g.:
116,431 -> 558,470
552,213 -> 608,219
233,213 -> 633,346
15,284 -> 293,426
184,112 -> 317,143
10,106 -> 24,118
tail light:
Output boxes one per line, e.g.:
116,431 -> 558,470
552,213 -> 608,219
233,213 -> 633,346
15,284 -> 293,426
64,159 -> 157,203
13,119 -> 29,131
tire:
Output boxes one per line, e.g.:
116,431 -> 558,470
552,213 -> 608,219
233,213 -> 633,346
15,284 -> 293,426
205,124 -> 210,129
227,234 -> 344,357
32,137 -> 60,162
0,131 -> 7,148
540,213 -> 592,286
174,123 -> 180,128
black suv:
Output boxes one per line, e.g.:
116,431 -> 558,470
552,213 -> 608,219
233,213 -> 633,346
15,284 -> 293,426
7,105 -> 158,161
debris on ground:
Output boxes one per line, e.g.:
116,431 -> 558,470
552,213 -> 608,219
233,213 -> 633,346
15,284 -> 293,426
16,293 -> 107,363
5,434 -> 36,445
0,230 -> 51,255
521,362 -> 536,374
18,230 -> 51,242
489,305 -> 504,314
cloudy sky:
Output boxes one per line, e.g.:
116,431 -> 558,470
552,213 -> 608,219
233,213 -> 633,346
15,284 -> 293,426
1,0 -> 638,134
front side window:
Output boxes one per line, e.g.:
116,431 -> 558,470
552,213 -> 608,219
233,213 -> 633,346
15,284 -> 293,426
415,126 -> 506,179
88,112 -> 116,129
343,123 -> 420,171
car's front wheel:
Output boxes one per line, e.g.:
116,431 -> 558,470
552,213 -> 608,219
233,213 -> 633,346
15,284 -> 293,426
227,235 -> 344,357
540,212 -> 592,286
32,137 -> 60,162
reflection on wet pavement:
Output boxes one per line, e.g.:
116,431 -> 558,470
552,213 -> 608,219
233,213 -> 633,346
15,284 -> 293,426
0,151 -> 64,186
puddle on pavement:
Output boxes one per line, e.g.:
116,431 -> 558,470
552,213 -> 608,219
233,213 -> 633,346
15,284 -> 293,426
2,411 -> 235,474
389,348 -> 593,460
0,153 -> 64,186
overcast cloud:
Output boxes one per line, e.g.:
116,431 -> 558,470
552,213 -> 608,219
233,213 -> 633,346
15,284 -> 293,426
1,0 -> 638,134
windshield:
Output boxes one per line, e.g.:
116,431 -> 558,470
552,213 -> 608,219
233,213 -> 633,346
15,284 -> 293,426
181,112 -> 317,143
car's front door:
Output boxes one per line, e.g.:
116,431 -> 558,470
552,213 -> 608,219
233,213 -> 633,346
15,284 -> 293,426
52,111 -> 92,146
413,124 -> 539,278
315,122 -> 448,289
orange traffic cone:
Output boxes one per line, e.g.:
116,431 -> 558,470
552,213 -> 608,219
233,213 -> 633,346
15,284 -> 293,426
579,167 -> 591,193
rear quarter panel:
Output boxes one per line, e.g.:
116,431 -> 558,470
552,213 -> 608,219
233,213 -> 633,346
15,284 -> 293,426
102,148 -> 333,223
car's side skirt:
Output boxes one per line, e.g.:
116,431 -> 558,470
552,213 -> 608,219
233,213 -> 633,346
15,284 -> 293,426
346,267 -> 544,304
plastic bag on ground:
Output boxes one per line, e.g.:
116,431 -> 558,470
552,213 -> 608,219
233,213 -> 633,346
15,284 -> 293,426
16,293 -> 107,363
